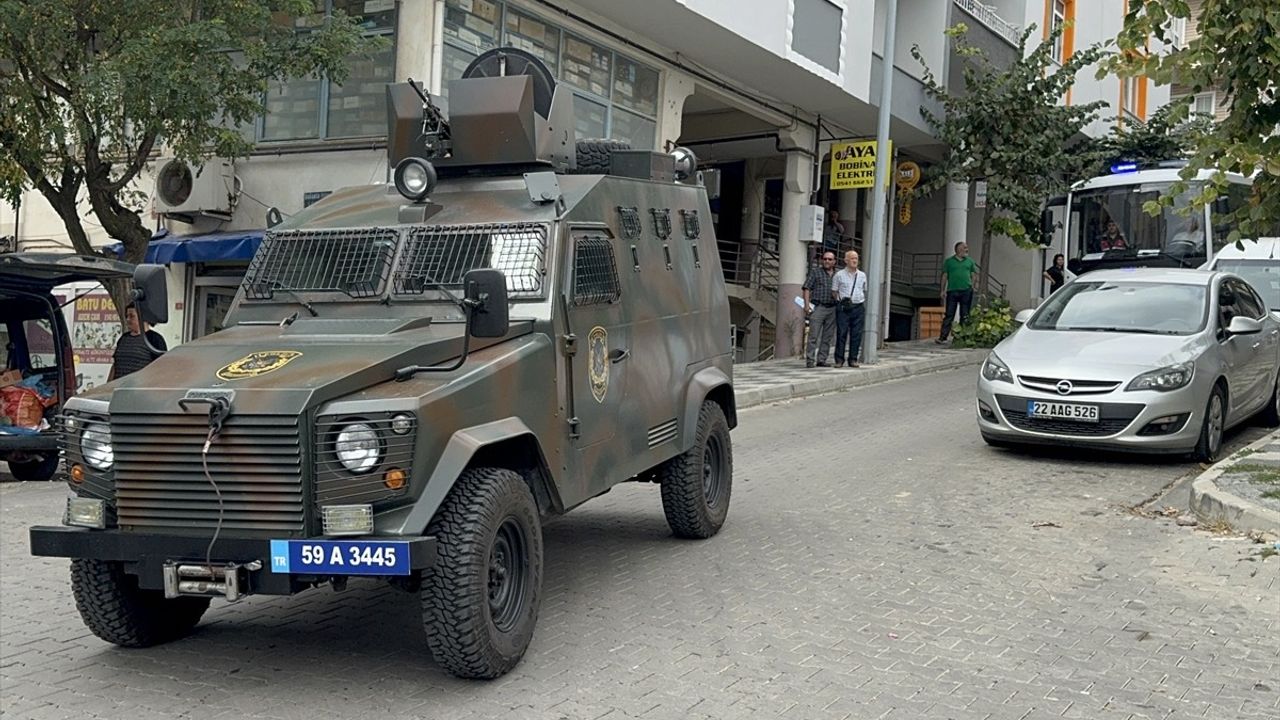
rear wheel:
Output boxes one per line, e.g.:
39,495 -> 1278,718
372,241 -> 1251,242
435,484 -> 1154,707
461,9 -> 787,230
573,138 -> 630,173
7,454 -> 59,481
420,467 -> 542,679
70,559 -> 209,647
1193,385 -> 1227,463
659,401 -> 733,539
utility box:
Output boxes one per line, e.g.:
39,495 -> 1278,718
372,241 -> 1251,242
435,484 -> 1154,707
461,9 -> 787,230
798,204 -> 825,243
610,151 -> 675,182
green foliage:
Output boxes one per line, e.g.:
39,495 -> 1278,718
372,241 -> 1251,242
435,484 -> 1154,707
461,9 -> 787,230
951,298 -> 1015,349
1107,0 -> 1280,244
1092,101 -> 1213,174
0,0 -> 375,266
911,22 -> 1110,251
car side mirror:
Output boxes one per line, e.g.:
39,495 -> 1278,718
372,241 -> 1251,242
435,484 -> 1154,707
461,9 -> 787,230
130,264 -> 168,325
1226,315 -> 1263,336
1015,309 -> 1035,324
464,269 -> 509,338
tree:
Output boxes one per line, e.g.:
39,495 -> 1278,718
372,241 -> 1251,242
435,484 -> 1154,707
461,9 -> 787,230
911,23 -> 1109,296
1094,101 -> 1214,174
0,0 -> 374,317
1109,0 -> 1280,243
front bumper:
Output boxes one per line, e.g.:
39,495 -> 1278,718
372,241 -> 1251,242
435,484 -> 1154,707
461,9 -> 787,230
29,526 -> 437,596
975,376 -> 1203,454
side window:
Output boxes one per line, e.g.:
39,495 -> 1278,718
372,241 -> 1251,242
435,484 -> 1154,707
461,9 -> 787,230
1217,280 -> 1240,336
1233,280 -> 1265,319
572,235 -> 621,306
23,318 -> 58,370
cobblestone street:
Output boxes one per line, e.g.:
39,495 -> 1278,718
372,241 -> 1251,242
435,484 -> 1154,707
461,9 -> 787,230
3,368 -> 1277,720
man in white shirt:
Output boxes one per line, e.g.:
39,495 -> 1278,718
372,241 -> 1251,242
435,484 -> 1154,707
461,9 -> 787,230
832,250 -> 867,368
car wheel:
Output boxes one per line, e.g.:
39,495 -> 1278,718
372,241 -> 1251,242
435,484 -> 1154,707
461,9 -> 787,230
7,454 -> 59,482
659,401 -> 733,539
1259,372 -> 1280,428
70,559 -> 209,647
420,467 -> 542,679
1193,385 -> 1227,463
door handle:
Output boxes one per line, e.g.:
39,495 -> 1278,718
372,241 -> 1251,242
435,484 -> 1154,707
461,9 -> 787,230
1253,342 -> 1262,350
609,348 -> 630,363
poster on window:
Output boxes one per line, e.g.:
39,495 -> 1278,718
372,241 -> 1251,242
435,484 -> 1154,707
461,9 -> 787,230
70,292 -> 120,391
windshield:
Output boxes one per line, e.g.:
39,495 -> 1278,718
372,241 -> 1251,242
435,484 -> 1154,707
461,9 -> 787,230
1028,280 -> 1208,335
1214,260 -> 1280,311
1069,182 -> 1204,261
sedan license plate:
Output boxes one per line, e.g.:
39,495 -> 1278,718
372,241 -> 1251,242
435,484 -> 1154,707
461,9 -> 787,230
269,540 -> 411,576
1027,400 -> 1099,423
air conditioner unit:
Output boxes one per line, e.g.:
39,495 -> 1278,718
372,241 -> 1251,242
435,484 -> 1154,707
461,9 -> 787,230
153,158 -> 235,219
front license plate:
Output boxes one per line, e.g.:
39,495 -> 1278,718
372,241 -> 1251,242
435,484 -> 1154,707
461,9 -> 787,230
1027,400 -> 1099,423
269,540 -> 411,576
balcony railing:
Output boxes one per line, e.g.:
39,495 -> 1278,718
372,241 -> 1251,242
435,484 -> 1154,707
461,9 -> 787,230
953,0 -> 1022,46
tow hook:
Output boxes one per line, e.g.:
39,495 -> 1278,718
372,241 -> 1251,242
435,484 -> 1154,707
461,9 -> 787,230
163,560 -> 262,602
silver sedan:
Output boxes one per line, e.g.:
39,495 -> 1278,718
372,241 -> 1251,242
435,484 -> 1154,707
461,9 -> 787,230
976,268 -> 1280,461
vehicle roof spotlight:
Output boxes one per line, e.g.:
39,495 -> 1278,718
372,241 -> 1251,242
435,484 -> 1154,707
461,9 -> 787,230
394,157 -> 438,203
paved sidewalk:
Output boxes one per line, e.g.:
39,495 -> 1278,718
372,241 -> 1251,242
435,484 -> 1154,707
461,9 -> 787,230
733,339 -> 987,410
1191,429 -> 1280,536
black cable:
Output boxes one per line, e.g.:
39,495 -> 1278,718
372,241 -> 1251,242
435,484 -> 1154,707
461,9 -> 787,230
201,426 -> 225,579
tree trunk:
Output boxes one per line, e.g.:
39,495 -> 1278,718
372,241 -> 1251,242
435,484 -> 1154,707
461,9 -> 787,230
978,208 -> 993,300
85,180 -> 152,323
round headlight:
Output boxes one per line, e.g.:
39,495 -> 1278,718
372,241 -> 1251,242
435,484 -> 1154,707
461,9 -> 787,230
80,422 -> 114,470
390,413 -> 414,435
393,157 -> 437,202
335,423 -> 381,474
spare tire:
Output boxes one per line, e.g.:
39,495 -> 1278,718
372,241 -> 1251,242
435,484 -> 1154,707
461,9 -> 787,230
573,138 -> 631,174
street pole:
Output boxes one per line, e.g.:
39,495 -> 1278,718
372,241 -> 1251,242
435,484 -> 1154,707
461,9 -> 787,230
863,0 -> 897,364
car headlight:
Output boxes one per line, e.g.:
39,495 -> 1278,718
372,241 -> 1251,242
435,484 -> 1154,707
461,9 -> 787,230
1126,364 -> 1194,392
334,423 -> 381,474
981,353 -> 1014,384
80,422 -> 113,470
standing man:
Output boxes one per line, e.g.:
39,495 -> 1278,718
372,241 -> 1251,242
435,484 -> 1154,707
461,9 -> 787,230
937,242 -> 979,344
108,303 -> 167,381
822,209 -> 846,255
832,250 -> 867,368
802,250 -> 839,368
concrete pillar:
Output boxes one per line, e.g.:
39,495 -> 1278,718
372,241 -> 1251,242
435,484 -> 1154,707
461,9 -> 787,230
774,127 -> 816,358
944,181 -> 969,256
657,69 -> 696,152
739,159 -> 764,286
399,0 -> 436,89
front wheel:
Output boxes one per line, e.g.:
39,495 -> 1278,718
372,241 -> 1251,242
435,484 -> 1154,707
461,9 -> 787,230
1259,372 -> 1280,428
659,401 -> 733,539
70,559 -> 209,647
8,454 -> 59,482
420,467 -> 542,679
1193,385 -> 1227,463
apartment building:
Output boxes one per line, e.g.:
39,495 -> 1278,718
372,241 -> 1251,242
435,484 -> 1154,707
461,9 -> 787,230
0,0 -> 1169,363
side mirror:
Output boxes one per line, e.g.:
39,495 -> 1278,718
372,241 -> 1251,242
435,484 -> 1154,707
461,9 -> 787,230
131,264 -> 168,325
464,269 -> 509,338
1015,309 -> 1035,324
1226,315 -> 1263,336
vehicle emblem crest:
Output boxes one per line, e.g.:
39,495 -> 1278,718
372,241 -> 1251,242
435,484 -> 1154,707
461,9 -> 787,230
216,350 -> 303,380
1056,380 -> 1073,395
588,326 -> 608,403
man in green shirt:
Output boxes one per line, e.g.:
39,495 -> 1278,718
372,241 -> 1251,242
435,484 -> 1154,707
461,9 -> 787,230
937,241 -> 979,343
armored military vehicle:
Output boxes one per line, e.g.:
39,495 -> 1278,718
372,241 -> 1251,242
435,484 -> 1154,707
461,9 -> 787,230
29,48 -> 735,679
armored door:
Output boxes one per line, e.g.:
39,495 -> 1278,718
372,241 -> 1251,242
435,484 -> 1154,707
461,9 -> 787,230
563,228 -> 631,493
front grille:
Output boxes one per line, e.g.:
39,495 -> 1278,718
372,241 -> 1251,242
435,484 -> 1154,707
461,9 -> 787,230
1017,376 -> 1122,395
995,394 -> 1143,437
58,413 -> 115,502
112,414 -> 304,536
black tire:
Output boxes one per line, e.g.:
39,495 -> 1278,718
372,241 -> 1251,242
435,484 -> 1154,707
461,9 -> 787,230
420,467 -> 542,679
573,138 -> 630,174
1259,372 -> 1280,428
70,559 -> 209,647
659,401 -> 733,539
1193,384 -> 1227,463
8,454 -> 59,482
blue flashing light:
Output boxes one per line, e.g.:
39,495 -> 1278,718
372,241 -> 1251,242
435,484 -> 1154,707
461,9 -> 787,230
1110,162 -> 1139,174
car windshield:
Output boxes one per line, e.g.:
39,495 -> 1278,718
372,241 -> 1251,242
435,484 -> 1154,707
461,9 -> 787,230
1070,182 -> 1202,260
1028,280 -> 1208,335
1214,260 -> 1280,311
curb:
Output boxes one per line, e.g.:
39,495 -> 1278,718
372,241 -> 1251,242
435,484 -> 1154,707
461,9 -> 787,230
1189,430 -> 1280,536
736,350 -> 985,411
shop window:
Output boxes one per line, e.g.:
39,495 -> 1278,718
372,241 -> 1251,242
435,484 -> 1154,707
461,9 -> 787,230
440,0 -> 661,149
